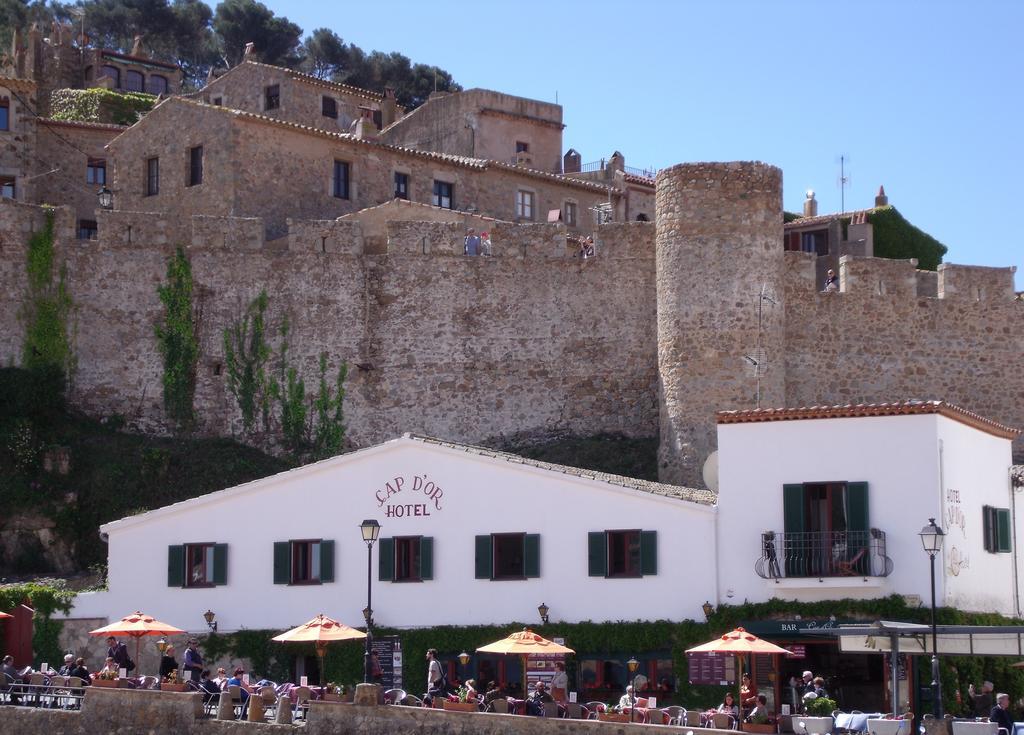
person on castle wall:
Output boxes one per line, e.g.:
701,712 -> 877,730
464,228 -> 481,256
580,236 -> 595,259
823,269 -> 839,292
480,231 -> 492,256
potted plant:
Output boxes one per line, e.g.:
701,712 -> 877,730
322,683 -> 341,702
743,707 -> 777,733
796,696 -> 837,735
444,685 -> 479,712
161,670 -> 188,692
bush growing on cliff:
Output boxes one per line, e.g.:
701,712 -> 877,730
155,248 -> 201,432
20,209 -> 75,382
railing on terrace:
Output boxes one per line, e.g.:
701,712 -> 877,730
623,165 -> 659,179
755,529 -> 893,579
579,159 -> 607,173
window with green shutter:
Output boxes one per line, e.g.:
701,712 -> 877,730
476,533 -> 537,580
474,535 -> 492,579
273,542 -> 291,584
167,545 -> 184,587
983,506 -> 1012,553
594,530 -> 657,578
379,538 -> 395,581
524,534 -> 540,578
419,537 -> 434,580
319,540 -> 335,583
588,532 -> 607,577
212,544 -> 228,585
640,531 -> 657,575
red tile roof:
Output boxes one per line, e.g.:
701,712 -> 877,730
716,400 -> 1019,439
784,206 -> 884,229
39,118 -> 127,132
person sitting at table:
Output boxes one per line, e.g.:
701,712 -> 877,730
227,667 -> 250,704
718,691 -> 739,717
213,667 -> 229,687
618,684 -> 638,711
812,676 -> 828,699
482,681 -> 504,709
1,654 -> 22,704
463,678 -> 479,702
746,694 -> 770,724
58,654 -> 76,677
198,669 -> 221,705
990,693 -> 1014,734
741,673 -> 758,713
69,658 -> 91,685
526,681 -> 554,716
97,656 -> 119,680
159,645 -> 179,680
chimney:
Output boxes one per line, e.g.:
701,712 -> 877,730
563,148 -> 581,174
353,107 -> 379,141
803,189 -> 818,217
380,87 -> 398,128
130,35 -> 147,59
608,151 -> 625,173
242,42 -> 256,63
875,185 -> 888,207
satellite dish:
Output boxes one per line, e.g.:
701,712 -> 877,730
702,450 -> 719,493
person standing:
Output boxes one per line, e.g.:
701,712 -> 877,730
741,673 -> 759,714
425,649 -> 445,703
550,661 -> 568,702
464,228 -> 481,256
183,639 -> 203,682
823,269 -> 838,292
105,636 -> 130,672
970,682 -> 995,717
159,644 -> 179,680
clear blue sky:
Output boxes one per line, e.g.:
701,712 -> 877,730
267,0 -> 1022,287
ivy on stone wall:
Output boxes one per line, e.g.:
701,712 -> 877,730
21,209 -> 75,382
840,206 -> 948,271
49,88 -> 157,126
0,580 -> 76,668
154,247 -> 201,432
223,290 -> 272,434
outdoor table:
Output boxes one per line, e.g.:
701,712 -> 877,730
1011,723 -> 1024,735
836,713 -> 884,732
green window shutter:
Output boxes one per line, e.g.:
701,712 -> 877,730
419,537 -> 434,580
782,484 -> 806,533
997,508 -> 1012,553
212,544 -> 228,586
167,545 -> 184,587
475,535 -> 492,579
588,532 -> 608,577
640,531 -> 658,576
273,541 -> 291,584
845,482 -> 869,532
319,540 -> 335,582
524,534 -> 540,578
983,506 -> 995,552
378,537 -> 395,582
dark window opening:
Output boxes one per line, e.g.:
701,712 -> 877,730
87,158 -> 106,185
265,84 -> 280,110
212,96 -> 223,106
147,75 -> 168,95
564,201 -> 577,227
186,543 -> 215,587
516,141 -> 529,153
636,213 -> 650,222
395,537 -> 421,582
292,540 -> 322,584
100,65 -> 120,88
125,70 -> 144,92
145,157 -> 159,196
188,145 -> 203,187
492,533 -> 526,579
433,180 -> 453,209
77,219 -> 98,240
0,97 -> 9,131
333,160 -> 350,199
1,176 -> 15,199
786,228 -> 830,255
322,96 -> 338,118
394,172 -> 409,200
607,529 -> 642,578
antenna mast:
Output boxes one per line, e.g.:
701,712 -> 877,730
745,283 -> 777,408
838,154 -> 851,214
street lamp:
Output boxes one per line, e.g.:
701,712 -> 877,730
627,657 -> 639,723
702,601 -> 714,620
359,519 -> 381,684
97,185 -> 113,210
919,517 -> 945,717
538,602 -> 549,625
458,651 -> 470,685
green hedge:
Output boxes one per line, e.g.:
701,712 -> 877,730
194,595 -> 1024,712
840,206 -> 948,271
49,88 -> 157,126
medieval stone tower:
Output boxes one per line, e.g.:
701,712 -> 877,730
655,162 -> 785,486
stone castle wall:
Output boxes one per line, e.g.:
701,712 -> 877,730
0,168 -> 1020,485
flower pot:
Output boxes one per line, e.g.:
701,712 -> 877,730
743,724 -> 777,733
598,712 -> 631,723
795,716 -> 834,735
161,682 -> 188,692
443,701 -> 479,712
92,678 -> 118,688
322,693 -> 341,702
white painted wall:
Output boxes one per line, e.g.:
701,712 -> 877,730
936,415 -> 1018,615
68,438 -> 717,633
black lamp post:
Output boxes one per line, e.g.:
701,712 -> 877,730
202,609 -> 217,633
919,517 -> 945,717
626,657 -> 639,723
97,185 -> 113,210
538,602 -> 549,625
360,519 -> 381,684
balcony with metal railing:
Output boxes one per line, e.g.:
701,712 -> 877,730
755,529 -> 893,580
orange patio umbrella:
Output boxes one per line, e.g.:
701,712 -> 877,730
0,612 -> 12,618
477,628 -> 575,694
687,627 -> 791,719
89,611 -> 186,675
271,614 -> 366,686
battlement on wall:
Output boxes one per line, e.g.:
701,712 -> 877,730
784,251 -> 1019,301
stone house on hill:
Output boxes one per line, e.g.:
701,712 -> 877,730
379,88 -> 565,174
195,60 -> 401,134
106,97 -> 617,239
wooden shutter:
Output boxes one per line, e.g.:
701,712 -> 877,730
419,537 -> 434,580
588,532 -> 607,577
273,542 -> 291,584
997,509 -> 1012,553
640,531 -> 658,576
983,506 -> 995,552
319,540 -> 335,582
212,544 -> 228,585
167,545 -> 184,587
845,482 -> 869,532
524,534 -> 540,578
783,484 -> 806,533
475,535 -> 492,579
378,537 -> 395,581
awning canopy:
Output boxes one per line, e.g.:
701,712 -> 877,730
803,620 -> 1024,657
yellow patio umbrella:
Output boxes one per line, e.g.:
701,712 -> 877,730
89,610 -> 186,675
476,628 -> 575,695
687,627 -> 791,719
271,614 -> 367,686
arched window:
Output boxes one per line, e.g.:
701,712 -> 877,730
100,65 -> 120,88
83,65 -> 93,82
147,75 -> 168,95
0,96 -> 9,131
125,70 -> 144,92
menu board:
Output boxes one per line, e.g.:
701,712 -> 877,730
687,652 -> 736,685
371,636 -> 403,690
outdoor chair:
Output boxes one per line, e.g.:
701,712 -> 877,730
564,702 -> 583,719
868,718 -> 909,735
647,708 -> 668,725
712,712 -> 738,730
293,686 -> 311,720
684,709 -> 705,727
402,694 -> 423,707
259,686 -> 277,719
586,701 -> 606,719
491,698 -> 509,714
542,701 -> 560,718
951,723 -> 999,735
384,688 -> 406,705
663,705 -> 685,725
